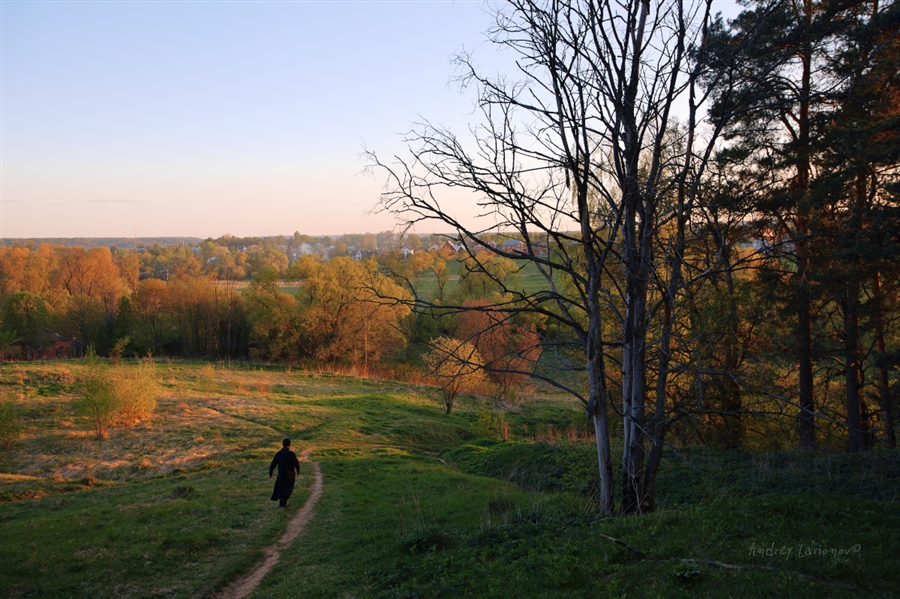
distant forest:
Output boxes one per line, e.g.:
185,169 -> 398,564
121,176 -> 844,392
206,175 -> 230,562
0,230 -> 515,363
0,238 -> 202,250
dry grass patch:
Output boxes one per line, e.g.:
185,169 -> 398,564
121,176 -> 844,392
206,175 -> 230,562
0,389 -> 274,490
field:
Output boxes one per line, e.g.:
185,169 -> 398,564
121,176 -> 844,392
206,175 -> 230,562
1,360 -> 898,598
225,258 -> 552,300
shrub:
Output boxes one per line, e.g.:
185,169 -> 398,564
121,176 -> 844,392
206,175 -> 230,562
112,358 -> 159,427
78,350 -> 119,438
476,402 -> 510,440
78,350 -> 159,438
108,336 -> 131,365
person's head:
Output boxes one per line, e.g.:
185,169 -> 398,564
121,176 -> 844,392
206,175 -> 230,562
282,438 -> 291,447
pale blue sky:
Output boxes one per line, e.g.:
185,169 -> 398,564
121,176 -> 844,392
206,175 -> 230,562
1,0 -> 496,238
2,0 -> 740,240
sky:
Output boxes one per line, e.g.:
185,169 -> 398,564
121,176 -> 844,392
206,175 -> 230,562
1,0 -> 499,239
1,0 -> 741,240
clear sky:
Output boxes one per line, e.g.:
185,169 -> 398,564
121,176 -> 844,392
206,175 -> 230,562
1,0 -> 497,239
2,0 -> 741,240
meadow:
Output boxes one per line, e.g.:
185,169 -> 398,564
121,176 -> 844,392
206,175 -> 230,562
224,257 -> 553,301
0,360 -> 897,598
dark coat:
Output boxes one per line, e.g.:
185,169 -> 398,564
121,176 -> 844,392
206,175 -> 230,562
270,447 -> 301,502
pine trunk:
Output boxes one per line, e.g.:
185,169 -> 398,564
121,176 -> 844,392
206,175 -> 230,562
873,272 -> 896,448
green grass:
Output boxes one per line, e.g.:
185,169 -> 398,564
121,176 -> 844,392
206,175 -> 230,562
227,257 -> 551,301
1,461 -> 313,598
409,258 -> 556,301
1,360 -> 898,598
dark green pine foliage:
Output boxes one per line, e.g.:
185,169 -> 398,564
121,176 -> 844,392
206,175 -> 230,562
703,0 -> 899,450
813,0 -> 900,450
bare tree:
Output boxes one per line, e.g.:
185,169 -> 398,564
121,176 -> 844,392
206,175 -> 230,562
371,0 -> 777,514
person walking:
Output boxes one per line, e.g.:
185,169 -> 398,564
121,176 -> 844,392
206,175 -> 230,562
269,437 -> 301,507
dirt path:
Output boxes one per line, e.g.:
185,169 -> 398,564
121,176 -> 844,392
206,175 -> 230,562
214,449 -> 323,599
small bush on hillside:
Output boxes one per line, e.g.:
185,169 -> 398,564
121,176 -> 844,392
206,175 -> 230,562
0,395 -> 22,449
79,349 -> 120,438
476,403 -> 510,440
108,336 -> 131,365
112,358 -> 159,427
78,350 -> 160,437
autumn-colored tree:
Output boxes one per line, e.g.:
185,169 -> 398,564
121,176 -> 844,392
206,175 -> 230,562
331,241 -> 349,258
293,256 -> 410,369
406,234 -> 423,251
51,246 -> 126,352
455,299 -> 540,398
379,247 -> 437,301
0,244 -> 56,300
424,336 -> 487,414
212,279 -> 249,358
246,248 -> 289,278
114,249 -> 142,294
245,268 -> 302,361
132,278 -> 171,354
167,275 -> 221,357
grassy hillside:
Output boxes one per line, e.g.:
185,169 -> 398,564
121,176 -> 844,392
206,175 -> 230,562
0,361 -> 897,598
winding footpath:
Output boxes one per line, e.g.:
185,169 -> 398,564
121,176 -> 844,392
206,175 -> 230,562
215,449 -> 323,599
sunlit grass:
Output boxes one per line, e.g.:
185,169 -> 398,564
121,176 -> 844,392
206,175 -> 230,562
1,360 -> 897,599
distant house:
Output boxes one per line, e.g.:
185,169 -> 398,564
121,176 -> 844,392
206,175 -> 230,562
2,331 -> 79,361
502,239 -> 527,254
353,250 -> 364,261
39,332 -> 77,360
476,240 -> 498,251
400,246 -> 415,258
441,241 -> 463,256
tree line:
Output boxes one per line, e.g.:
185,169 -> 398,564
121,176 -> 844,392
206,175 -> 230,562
0,243 -> 539,384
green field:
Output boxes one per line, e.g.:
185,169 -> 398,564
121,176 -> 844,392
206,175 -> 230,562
1,361 -> 897,598
226,258 -> 552,301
